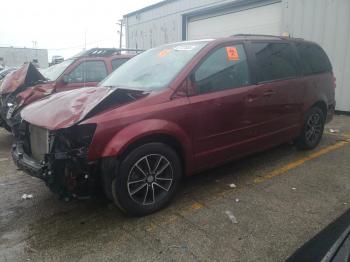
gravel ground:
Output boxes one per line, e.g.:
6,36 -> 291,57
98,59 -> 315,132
0,115 -> 350,262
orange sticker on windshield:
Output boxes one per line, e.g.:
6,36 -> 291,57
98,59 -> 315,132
226,46 -> 239,61
158,49 -> 172,57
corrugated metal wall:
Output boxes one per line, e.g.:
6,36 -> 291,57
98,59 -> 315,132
124,0 -> 237,49
282,0 -> 350,111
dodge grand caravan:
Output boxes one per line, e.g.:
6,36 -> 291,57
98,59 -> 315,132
12,35 -> 335,216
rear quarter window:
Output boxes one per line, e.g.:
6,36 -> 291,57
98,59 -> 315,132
251,42 -> 298,82
295,43 -> 332,75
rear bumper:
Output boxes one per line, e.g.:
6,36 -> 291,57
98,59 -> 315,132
11,143 -> 45,179
326,103 -> 336,123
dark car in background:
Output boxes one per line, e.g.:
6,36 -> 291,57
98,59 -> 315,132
12,35 -> 335,216
0,48 -> 137,131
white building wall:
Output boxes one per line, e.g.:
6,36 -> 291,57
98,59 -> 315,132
124,0 -> 238,49
0,47 -> 49,68
281,0 -> 350,112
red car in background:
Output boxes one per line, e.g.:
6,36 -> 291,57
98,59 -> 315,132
12,35 -> 335,216
0,48 -> 136,131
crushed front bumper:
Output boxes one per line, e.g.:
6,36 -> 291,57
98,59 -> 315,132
11,143 -> 46,179
12,122 -> 100,199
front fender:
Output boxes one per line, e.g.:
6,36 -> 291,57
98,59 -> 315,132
100,119 -> 193,170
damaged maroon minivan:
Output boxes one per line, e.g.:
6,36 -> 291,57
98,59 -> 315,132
12,35 -> 335,216
0,48 -> 135,132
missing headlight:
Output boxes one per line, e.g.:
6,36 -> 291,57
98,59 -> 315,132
54,124 -> 97,156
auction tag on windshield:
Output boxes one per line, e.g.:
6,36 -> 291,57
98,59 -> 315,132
158,49 -> 172,57
226,46 -> 240,61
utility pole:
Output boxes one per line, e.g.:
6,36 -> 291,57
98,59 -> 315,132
116,19 -> 123,49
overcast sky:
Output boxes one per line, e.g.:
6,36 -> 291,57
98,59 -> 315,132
0,0 -> 159,60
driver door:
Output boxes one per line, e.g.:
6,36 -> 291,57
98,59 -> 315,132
188,43 -> 266,171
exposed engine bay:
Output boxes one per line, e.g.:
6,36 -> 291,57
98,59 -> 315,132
13,122 -> 98,200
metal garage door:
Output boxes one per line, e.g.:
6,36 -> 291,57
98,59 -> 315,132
187,2 -> 282,40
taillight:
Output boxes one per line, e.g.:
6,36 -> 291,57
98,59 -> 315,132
332,75 -> 336,89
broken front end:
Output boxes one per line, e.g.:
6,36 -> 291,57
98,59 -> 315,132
12,122 -> 98,200
0,62 -> 49,131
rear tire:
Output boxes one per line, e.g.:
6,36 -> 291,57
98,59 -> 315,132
295,107 -> 325,150
112,142 -> 182,216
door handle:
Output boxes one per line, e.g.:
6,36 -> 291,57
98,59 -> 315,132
263,90 -> 276,97
245,94 -> 259,103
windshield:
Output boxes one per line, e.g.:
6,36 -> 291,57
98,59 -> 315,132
100,41 -> 209,91
40,59 -> 74,81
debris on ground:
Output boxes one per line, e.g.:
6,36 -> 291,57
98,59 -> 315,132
235,198 -> 240,203
329,128 -> 340,133
229,183 -> 237,188
166,245 -> 189,253
225,210 -> 238,224
21,194 -> 33,200
168,245 -> 188,250
292,187 -> 296,190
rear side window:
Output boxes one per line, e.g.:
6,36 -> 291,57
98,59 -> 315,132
67,60 -> 107,83
194,44 -> 251,94
251,42 -> 298,82
295,43 -> 332,75
112,58 -> 129,71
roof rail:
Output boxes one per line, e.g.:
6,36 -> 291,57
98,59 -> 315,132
76,48 -> 144,57
232,34 -> 304,41
232,34 -> 286,39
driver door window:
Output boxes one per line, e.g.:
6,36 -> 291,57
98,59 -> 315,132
194,44 -> 250,94
67,60 -> 107,83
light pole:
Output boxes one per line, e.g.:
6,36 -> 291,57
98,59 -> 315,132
116,19 -> 123,49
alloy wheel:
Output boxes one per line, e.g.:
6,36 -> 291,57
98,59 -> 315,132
305,113 -> 323,144
127,154 -> 173,206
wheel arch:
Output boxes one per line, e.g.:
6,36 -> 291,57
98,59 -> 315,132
311,100 -> 327,118
118,133 -> 187,172
100,119 -> 193,173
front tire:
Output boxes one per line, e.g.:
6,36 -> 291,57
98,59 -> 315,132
112,142 -> 182,216
296,107 -> 325,150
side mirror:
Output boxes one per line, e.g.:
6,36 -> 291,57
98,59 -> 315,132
61,75 -> 69,84
171,76 -> 196,99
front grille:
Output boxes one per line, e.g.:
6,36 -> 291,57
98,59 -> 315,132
29,125 -> 49,161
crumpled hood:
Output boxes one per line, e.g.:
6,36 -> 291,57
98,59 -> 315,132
15,82 -> 55,109
21,86 -> 147,130
0,62 -> 46,95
